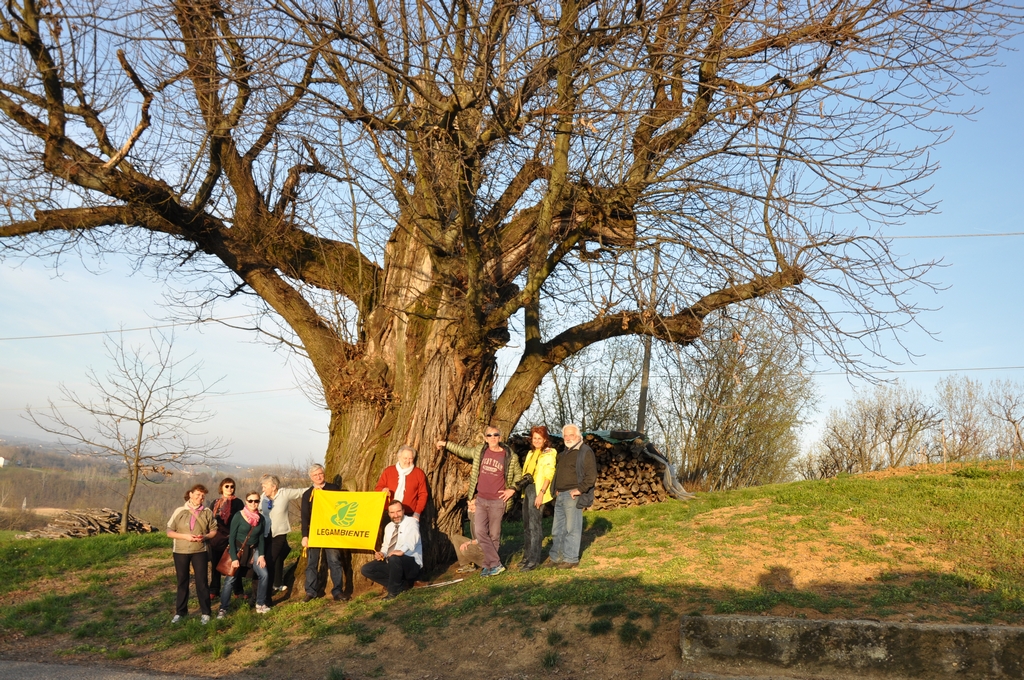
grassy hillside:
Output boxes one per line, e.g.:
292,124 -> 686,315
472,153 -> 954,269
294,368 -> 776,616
0,462 -> 1021,677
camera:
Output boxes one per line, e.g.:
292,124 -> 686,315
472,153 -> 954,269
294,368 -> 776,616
513,473 -> 534,495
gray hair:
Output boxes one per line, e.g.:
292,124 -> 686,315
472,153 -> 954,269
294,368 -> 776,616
308,463 -> 325,475
260,474 -> 280,489
397,445 -> 417,459
562,424 -> 581,438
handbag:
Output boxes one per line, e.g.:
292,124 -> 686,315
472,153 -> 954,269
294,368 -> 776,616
216,523 -> 256,576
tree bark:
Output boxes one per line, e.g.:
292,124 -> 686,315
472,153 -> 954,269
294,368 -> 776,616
120,467 -> 139,535
317,229 -> 507,571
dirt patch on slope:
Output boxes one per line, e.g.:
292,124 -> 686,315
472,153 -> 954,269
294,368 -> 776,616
236,607 -> 680,680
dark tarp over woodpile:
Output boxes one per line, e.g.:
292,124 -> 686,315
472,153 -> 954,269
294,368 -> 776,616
508,430 -> 695,510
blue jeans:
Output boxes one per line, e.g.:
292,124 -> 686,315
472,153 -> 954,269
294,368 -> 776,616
305,547 -> 346,599
550,491 -> 583,564
220,557 -> 268,611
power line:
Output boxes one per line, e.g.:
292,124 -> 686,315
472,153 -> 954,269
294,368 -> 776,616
1,232 -> 1017,341
494,364 -> 1024,381
814,365 -> 1024,377
207,387 -> 302,398
0,386 -> 304,412
886,231 -> 1024,239
0,315 -> 251,341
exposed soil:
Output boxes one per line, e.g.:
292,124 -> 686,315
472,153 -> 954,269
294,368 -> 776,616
670,498 -> 953,593
235,608 -> 682,680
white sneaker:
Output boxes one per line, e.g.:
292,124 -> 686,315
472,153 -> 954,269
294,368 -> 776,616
275,585 -> 288,593
200,614 -> 211,625
171,615 -> 182,624
217,610 -> 227,620
255,604 -> 270,614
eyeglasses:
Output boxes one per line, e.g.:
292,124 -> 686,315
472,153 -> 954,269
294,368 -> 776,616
485,433 -> 500,438
246,499 -> 260,504
223,485 -> 234,489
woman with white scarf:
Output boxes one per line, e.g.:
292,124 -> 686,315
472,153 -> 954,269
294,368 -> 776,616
374,445 -> 428,520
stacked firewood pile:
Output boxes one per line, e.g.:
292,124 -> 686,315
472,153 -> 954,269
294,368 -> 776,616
586,434 -> 670,509
17,508 -> 157,539
509,430 -> 695,510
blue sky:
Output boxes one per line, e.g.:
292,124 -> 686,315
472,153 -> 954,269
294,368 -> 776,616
805,37 -> 1024,436
2,41 -> 1022,466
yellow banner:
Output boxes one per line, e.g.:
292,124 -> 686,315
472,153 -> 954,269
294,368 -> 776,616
308,490 -> 387,550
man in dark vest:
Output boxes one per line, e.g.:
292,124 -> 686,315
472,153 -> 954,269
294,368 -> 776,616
545,424 -> 596,569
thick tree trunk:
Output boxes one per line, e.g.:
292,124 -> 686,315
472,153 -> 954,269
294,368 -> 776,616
325,344 -> 498,572
319,226 -> 509,573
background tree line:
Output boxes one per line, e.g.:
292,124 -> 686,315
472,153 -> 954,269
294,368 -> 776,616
800,376 -> 1024,479
520,315 -> 1024,490
519,308 -> 817,492
0,448 -> 309,528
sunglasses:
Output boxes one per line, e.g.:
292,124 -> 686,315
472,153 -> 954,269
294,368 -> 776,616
246,499 -> 260,504
485,433 -> 500,438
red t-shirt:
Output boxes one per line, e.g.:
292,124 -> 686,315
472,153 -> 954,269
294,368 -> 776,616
476,448 -> 507,500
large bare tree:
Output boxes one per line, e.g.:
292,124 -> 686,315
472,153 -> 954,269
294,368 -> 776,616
1,0 -> 1019,558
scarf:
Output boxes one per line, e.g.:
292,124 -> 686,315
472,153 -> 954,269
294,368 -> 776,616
186,500 -> 203,532
241,506 -> 261,527
213,495 -> 236,524
394,462 -> 414,503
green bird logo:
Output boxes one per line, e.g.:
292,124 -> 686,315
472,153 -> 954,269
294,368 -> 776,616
331,501 -> 359,527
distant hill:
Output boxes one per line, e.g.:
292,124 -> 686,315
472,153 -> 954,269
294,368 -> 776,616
0,433 -> 64,448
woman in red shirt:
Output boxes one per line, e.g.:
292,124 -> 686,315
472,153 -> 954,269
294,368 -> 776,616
375,445 -> 428,520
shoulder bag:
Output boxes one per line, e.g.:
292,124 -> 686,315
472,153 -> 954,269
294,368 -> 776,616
216,523 -> 256,576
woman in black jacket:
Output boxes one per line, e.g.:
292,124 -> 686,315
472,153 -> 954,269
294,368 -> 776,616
208,478 -> 244,600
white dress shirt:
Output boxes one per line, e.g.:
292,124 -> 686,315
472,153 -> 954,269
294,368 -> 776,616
380,515 -> 422,567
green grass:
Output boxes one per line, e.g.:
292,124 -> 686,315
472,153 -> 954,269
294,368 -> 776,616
2,461 -> 1022,672
0,532 -> 168,593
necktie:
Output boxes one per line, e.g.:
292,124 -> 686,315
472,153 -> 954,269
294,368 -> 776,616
386,524 -> 399,554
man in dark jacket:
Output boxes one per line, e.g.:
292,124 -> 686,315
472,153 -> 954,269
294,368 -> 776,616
300,464 -> 350,601
546,424 -> 596,569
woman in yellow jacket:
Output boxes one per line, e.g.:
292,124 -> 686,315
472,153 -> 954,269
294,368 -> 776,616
519,425 -> 557,571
